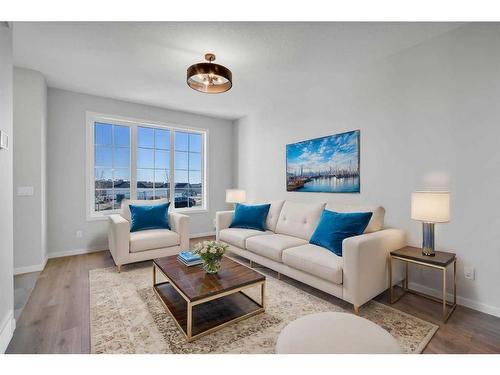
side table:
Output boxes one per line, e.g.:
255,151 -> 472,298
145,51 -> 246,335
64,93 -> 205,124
389,246 -> 457,323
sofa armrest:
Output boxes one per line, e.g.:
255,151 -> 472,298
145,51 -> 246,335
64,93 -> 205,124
169,212 -> 190,250
108,214 -> 130,266
215,210 -> 234,241
342,228 -> 406,307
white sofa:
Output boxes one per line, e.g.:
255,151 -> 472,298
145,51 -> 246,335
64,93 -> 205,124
108,198 -> 189,272
216,200 -> 405,312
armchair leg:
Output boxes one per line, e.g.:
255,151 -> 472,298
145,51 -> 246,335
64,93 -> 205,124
353,305 -> 360,315
117,265 -> 122,273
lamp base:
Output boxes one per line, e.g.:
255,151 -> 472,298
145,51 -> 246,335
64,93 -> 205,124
422,246 -> 436,257
422,222 -> 436,257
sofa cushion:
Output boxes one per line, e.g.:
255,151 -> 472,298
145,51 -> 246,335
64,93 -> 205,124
282,244 -> 343,284
275,201 -> 326,240
229,203 -> 271,231
219,228 -> 272,249
121,198 -> 168,222
129,229 -> 180,253
246,234 -> 308,262
325,204 -> 385,233
129,202 -> 170,232
310,210 -> 373,256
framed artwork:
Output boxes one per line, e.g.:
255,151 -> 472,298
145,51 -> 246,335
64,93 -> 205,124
286,130 -> 360,193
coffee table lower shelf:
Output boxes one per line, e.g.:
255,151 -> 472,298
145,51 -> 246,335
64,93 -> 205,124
153,279 -> 265,342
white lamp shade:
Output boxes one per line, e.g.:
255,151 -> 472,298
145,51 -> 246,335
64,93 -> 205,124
225,189 -> 246,204
411,191 -> 450,223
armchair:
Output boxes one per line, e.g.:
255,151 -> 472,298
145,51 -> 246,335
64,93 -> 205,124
108,199 -> 190,272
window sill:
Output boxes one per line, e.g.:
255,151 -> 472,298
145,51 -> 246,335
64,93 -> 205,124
86,208 -> 208,221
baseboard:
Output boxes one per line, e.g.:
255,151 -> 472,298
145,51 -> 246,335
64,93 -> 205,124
47,246 -> 108,259
408,281 -> 500,318
14,255 -> 48,275
0,310 -> 15,354
190,231 -> 215,239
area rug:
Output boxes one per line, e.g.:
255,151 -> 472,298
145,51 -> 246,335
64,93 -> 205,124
89,262 -> 438,354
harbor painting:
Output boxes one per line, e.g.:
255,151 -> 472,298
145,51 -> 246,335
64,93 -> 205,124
286,130 -> 360,193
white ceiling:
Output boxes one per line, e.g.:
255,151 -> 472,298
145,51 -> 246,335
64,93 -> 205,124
13,22 -> 463,120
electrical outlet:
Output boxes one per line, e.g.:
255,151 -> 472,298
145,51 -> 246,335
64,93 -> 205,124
464,266 -> 475,280
17,186 -> 34,196
76,230 -> 83,238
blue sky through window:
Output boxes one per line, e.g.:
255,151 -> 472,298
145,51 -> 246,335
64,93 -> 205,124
175,131 -> 189,151
138,127 -> 154,148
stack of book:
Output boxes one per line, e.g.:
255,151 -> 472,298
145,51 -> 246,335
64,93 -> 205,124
177,251 -> 203,266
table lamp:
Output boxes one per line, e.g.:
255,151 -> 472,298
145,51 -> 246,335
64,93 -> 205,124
225,189 -> 246,208
411,191 -> 450,256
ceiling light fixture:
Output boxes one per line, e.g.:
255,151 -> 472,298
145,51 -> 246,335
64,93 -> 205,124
187,53 -> 232,94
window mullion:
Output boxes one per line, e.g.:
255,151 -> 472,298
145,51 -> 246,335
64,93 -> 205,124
202,132 -> 206,210
89,120 -> 96,216
170,131 -> 175,208
111,125 -> 115,208
187,151 -> 190,203
153,133 -> 156,199
130,125 -> 137,200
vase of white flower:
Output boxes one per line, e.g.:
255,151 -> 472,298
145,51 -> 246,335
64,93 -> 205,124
192,240 -> 228,274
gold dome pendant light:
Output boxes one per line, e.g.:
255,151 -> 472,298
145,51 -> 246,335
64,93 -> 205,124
187,53 -> 232,94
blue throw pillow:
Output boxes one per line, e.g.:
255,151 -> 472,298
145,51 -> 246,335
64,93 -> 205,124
310,210 -> 373,256
229,203 -> 271,231
129,202 -> 170,232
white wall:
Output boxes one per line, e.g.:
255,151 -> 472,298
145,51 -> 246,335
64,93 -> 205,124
235,23 -> 500,317
47,88 -> 234,257
13,67 -> 48,274
0,23 -> 15,353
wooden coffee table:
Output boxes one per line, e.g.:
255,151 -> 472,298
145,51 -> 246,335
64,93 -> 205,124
152,255 -> 266,342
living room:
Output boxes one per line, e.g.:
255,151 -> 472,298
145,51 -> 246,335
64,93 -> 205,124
1,0 -> 499,372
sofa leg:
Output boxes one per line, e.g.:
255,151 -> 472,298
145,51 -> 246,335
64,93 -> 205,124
117,265 -> 122,273
277,272 -> 282,280
249,260 -> 254,268
353,305 -> 360,315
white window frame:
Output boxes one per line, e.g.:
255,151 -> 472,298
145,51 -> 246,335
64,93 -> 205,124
86,111 -> 208,220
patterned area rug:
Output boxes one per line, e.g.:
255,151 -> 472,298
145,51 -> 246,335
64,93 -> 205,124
90,262 -> 438,354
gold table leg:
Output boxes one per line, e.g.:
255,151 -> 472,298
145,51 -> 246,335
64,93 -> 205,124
389,255 -> 393,303
443,267 -> 448,321
405,262 -> 409,290
187,302 -> 193,341
454,259 -> 457,305
261,282 -> 266,309
390,256 -> 409,304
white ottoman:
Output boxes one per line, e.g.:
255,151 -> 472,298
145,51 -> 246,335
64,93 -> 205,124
276,312 -> 404,354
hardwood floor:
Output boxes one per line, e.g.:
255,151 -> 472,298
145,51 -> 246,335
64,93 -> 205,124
7,242 -> 500,354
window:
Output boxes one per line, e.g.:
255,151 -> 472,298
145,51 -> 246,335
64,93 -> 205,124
94,123 -> 130,212
174,131 -> 203,209
87,113 -> 207,219
137,126 -> 170,201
